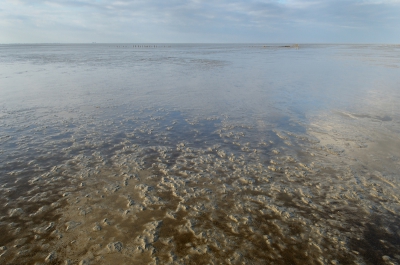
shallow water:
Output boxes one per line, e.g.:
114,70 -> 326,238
0,44 -> 400,265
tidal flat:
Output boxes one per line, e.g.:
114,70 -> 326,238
0,44 -> 399,265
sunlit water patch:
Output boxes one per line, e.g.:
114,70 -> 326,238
0,44 -> 400,265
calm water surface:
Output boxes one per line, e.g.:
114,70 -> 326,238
0,44 -> 400,264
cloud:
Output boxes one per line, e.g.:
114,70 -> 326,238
0,0 -> 399,43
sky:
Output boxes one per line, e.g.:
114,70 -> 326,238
1,0 -> 399,43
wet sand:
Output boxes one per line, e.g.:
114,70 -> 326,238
0,44 -> 399,264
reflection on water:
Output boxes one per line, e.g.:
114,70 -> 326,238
0,44 -> 400,264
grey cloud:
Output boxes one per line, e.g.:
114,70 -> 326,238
1,0 -> 400,42
10,0 -> 400,25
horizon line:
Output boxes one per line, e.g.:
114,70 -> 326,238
1,42 -> 399,45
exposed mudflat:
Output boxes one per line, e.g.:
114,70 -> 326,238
0,44 -> 399,265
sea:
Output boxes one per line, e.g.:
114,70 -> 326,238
0,43 -> 400,264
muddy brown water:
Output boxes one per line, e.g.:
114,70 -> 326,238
0,44 -> 400,264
